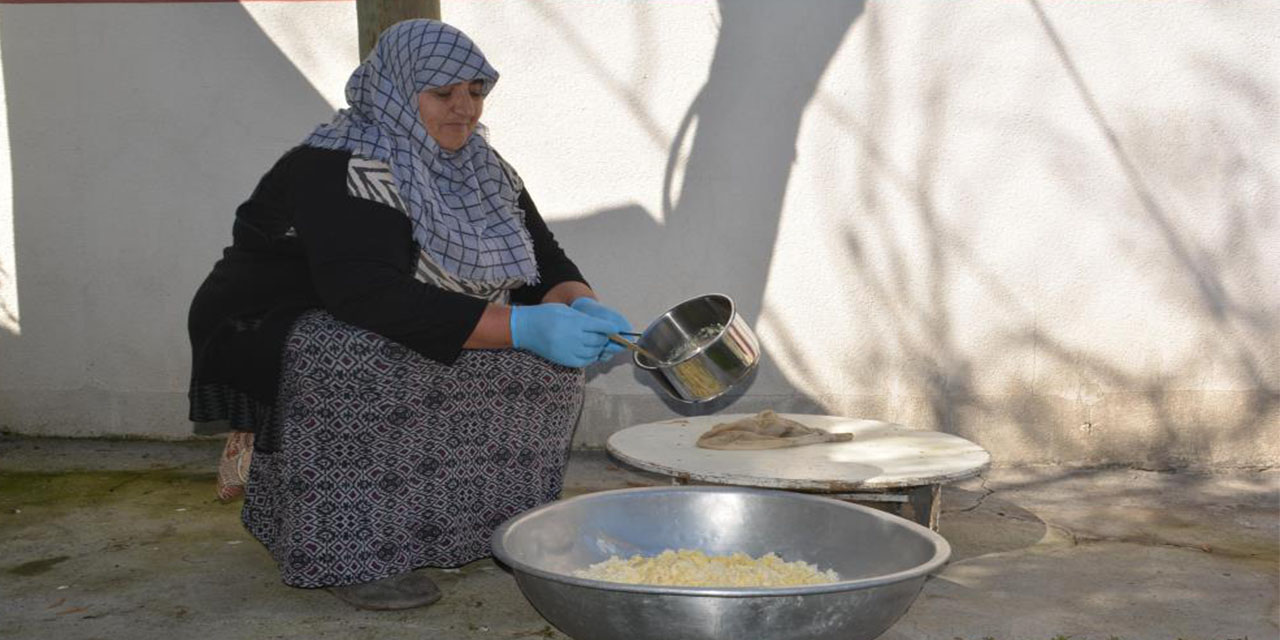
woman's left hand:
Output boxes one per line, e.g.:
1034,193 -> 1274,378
571,298 -> 633,361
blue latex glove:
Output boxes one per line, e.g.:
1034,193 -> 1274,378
510,303 -> 615,368
571,297 -> 634,361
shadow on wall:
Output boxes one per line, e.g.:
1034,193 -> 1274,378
827,5 -> 981,440
1015,0 -> 1279,462
0,3 -> 337,433
3,1 -> 1272,463
559,0 -> 1275,466
805,1 -> 1276,463
547,0 -> 868,417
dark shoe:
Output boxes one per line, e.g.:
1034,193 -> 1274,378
328,571 -> 442,610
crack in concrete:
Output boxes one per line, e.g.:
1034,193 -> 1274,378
946,481 -> 1273,561
947,473 -> 995,514
1020,518 -> 1273,561
1046,522 -> 1079,546
1064,530 -> 1267,559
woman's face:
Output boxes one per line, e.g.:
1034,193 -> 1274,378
417,81 -> 485,151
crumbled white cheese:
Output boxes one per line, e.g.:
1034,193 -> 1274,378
575,549 -> 839,587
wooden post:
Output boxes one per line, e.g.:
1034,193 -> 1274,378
897,484 -> 941,531
357,0 -> 441,60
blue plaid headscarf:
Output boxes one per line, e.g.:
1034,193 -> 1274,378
304,19 -> 537,285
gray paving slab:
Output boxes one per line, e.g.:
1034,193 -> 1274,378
0,436 -> 1275,640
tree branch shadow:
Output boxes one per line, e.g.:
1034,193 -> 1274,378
549,1 -> 868,419
1024,0 -> 1279,454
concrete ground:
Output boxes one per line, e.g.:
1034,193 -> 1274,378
0,435 -> 1275,640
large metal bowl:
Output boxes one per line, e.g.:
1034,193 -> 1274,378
491,486 -> 949,640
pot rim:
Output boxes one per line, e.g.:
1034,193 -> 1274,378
633,292 -> 736,371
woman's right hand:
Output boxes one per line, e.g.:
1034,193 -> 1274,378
509,303 -> 615,367
570,297 -> 633,361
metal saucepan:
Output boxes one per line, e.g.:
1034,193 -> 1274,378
632,293 -> 760,403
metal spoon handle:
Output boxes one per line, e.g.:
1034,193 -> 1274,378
608,334 -> 663,364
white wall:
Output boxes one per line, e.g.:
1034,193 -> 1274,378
0,1 -> 356,434
1,0 -> 1276,468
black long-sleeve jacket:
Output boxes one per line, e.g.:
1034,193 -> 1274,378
188,145 -> 586,415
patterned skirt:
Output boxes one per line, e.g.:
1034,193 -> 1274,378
241,310 -> 584,588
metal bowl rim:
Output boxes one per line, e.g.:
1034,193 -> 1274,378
490,485 -> 951,598
633,293 -> 736,371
